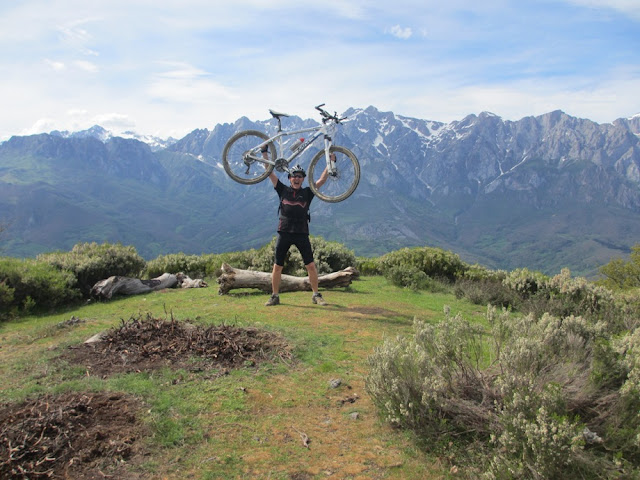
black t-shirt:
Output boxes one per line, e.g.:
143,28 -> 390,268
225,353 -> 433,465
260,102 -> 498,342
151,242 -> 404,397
275,179 -> 314,234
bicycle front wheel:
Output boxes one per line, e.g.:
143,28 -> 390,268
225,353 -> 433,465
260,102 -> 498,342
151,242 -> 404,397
222,130 -> 275,184
308,145 -> 360,203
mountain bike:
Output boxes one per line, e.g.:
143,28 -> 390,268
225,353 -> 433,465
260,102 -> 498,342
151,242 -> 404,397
222,104 -> 360,203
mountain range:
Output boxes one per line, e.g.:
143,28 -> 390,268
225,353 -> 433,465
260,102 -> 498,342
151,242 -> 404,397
1,107 -> 639,278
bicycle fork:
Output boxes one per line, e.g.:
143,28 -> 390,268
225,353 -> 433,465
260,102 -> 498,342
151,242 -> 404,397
246,142 -> 274,175
324,135 -> 337,175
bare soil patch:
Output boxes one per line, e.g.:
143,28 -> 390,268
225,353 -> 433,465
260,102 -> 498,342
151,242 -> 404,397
0,391 -> 147,479
1,316 -> 292,479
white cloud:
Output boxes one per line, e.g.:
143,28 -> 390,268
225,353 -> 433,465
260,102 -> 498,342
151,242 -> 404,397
22,110 -> 135,137
24,118 -> 58,135
0,0 -> 639,141
67,109 -> 89,117
564,0 -> 640,19
57,18 -> 101,57
93,113 -> 136,133
147,62 -> 238,104
387,24 -> 413,39
45,59 -> 65,71
394,68 -> 640,124
74,60 -> 99,73
154,62 -> 208,80
57,23 -> 91,44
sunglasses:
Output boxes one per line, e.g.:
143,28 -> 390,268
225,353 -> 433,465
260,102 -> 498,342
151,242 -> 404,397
291,175 -> 304,179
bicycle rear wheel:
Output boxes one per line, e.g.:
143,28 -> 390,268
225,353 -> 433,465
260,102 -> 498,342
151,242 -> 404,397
308,145 -> 360,203
222,130 -> 275,184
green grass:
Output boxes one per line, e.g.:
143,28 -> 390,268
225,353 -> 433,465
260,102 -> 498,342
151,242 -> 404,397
0,276 -> 484,479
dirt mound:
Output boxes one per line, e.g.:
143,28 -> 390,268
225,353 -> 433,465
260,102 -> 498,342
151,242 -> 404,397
0,392 -> 147,479
63,315 -> 292,377
1,317 -> 292,479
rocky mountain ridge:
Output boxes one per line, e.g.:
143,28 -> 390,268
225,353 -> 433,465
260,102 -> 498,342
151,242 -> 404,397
1,107 -> 639,277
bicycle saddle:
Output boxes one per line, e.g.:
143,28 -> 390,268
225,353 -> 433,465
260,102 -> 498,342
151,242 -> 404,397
269,109 -> 290,119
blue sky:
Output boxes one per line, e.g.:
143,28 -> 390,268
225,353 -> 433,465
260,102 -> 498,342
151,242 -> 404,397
0,0 -> 638,140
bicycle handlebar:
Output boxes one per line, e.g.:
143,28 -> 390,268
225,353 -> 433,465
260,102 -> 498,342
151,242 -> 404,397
315,104 -> 347,124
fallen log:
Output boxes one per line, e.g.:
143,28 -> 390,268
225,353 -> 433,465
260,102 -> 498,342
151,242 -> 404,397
216,263 -> 358,295
91,273 -> 208,300
91,273 -> 178,299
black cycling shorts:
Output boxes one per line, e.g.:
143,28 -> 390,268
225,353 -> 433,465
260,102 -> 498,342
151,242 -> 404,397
274,232 -> 314,266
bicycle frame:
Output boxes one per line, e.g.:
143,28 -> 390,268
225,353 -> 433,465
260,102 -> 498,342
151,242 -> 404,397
246,119 -> 338,174
222,104 -> 360,202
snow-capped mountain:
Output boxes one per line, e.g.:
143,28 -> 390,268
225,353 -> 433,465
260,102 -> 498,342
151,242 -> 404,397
50,125 -> 177,151
2,106 -> 639,277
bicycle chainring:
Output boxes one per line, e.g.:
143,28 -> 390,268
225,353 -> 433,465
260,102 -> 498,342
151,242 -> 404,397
275,158 -> 289,173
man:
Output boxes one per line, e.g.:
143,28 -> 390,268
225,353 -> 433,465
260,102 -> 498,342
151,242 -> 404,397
265,158 -> 330,306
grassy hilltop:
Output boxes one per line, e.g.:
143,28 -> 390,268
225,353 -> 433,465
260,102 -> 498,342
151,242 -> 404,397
1,242 -> 640,478
1,276 -> 483,479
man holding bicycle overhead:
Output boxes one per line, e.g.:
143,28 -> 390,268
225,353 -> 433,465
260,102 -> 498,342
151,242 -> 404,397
264,159 -> 330,306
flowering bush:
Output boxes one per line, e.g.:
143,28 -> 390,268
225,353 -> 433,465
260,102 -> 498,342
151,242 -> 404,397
503,268 -> 548,296
367,311 -> 490,438
366,305 -> 640,477
488,394 -> 585,479
545,268 -> 616,318
499,268 -> 620,325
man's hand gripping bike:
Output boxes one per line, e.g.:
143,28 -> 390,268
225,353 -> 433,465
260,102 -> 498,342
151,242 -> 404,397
222,104 -> 360,203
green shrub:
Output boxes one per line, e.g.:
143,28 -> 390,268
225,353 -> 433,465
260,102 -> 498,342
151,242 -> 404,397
617,329 -> 640,399
385,265 -> 432,291
454,277 -> 516,307
502,268 -> 620,324
0,279 -> 16,320
250,236 -> 356,276
378,246 -> 468,283
616,290 -> 640,331
250,238 -> 280,273
488,385 -> 587,479
503,268 -> 548,296
597,244 -> 640,291
306,236 -> 357,275
205,251 -> 256,278
366,306 -> 640,477
367,313 -> 487,437
544,268 -> 616,319
454,266 -> 516,307
607,328 -> 640,463
590,338 -> 626,390
356,257 -> 382,276
462,264 -> 507,283
546,273 -> 617,325
145,252 -> 215,278
0,257 -> 80,314
38,242 -> 145,296
451,263 -> 621,326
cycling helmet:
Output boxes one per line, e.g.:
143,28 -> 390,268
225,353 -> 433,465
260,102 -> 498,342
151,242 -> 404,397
288,164 -> 306,178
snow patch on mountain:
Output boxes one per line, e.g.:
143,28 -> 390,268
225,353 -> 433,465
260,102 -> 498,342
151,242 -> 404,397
50,125 -> 177,151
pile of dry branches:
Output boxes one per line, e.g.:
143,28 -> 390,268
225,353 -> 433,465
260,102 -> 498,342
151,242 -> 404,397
65,315 -> 292,377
